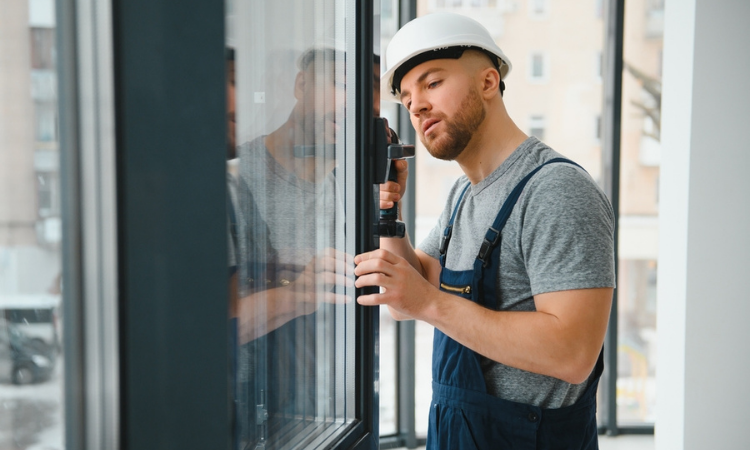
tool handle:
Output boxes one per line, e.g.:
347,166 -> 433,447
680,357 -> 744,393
380,160 -> 400,220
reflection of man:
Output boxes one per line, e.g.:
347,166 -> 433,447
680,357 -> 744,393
355,13 -> 614,448
229,46 -> 354,449
229,47 -> 352,343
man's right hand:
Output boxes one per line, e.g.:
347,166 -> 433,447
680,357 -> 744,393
380,159 -> 409,211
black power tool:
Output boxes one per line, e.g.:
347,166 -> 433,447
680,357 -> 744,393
373,117 -> 415,238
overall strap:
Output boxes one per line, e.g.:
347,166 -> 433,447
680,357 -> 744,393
439,182 -> 472,268
473,158 -> 582,309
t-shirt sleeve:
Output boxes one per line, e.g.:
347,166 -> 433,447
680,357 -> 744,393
519,165 -> 616,295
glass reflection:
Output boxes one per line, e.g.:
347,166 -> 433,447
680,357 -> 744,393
227,0 -> 357,444
229,44 -> 352,448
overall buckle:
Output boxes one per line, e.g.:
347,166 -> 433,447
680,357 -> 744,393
477,226 -> 501,266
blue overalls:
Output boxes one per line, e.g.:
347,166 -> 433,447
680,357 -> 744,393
426,158 -> 604,450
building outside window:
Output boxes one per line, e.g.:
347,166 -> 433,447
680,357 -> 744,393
529,0 -> 549,18
528,52 -> 549,82
528,115 -> 546,141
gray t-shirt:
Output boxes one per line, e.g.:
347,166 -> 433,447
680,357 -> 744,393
418,136 -> 615,409
233,136 -> 343,287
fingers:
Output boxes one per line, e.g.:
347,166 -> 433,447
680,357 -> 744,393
353,271 -> 390,291
353,250 -> 402,296
392,158 -> 408,173
353,248 -> 399,267
392,159 -> 409,185
379,181 -> 402,209
356,292 -> 384,306
319,271 -> 354,288
317,248 -> 356,274
319,291 -> 353,305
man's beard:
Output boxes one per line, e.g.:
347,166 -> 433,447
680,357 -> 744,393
422,87 -> 486,161
299,110 -> 340,146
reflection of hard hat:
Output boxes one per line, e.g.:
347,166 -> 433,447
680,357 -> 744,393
381,12 -> 512,103
296,39 -> 347,70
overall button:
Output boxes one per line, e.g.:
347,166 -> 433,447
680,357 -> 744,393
527,412 -> 539,422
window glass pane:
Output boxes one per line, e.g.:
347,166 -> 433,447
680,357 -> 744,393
379,306 -> 397,436
410,1 -> 607,438
228,0 -> 357,447
617,0 -> 663,426
0,0 -> 64,448
378,0 -> 399,438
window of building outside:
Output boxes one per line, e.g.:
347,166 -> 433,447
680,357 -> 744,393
528,52 -> 548,82
528,115 -> 546,141
529,0 -> 549,19
470,0 -> 496,8
0,0 -> 64,449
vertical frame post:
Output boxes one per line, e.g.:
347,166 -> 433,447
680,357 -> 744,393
600,0 -> 625,437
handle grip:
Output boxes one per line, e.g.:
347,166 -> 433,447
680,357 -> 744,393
373,119 -> 414,238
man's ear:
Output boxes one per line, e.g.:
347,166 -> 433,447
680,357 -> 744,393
480,67 -> 501,99
294,70 -> 307,100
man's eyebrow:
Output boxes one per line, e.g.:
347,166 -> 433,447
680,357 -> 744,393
399,67 -> 446,101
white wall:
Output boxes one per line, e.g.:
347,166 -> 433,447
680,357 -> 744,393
657,0 -> 750,448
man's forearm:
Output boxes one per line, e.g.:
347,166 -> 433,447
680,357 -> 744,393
235,287 -> 315,344
422,287 -> 612,385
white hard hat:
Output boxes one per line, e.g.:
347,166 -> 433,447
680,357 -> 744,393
381,12 -> 512,103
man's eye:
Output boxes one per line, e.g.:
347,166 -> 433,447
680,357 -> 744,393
428,81 -> 440,88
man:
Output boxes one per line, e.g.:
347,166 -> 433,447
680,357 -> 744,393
354,12 -> 615,449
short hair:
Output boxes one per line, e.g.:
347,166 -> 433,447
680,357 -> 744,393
298,47 -> 345,71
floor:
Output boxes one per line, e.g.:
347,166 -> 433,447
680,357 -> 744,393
394,434 -> 655,450
599,434 -> 655,450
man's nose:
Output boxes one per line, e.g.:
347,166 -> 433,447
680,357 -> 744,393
408,91 -> 430,115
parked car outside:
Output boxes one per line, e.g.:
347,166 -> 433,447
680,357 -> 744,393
1,294 -> 61,351
0,320 -> 56,385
